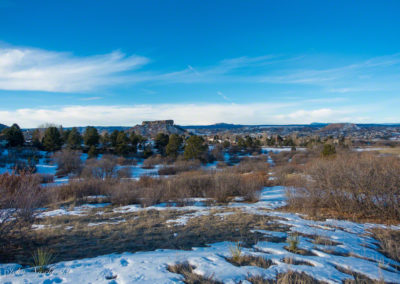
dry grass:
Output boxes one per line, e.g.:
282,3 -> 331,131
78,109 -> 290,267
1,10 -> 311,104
372,229 -> 400,263
0,210 -> 285,266
226,254 -> 273,269
247,270 -> 321,284
167,261 -> 222,284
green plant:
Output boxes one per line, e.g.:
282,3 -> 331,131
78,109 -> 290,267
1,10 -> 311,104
287,233 -> 300,252
229,242 -> 242,263
32,248 -> 54,273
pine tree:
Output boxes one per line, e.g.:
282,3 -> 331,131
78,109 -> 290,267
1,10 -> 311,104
88,145 -> 97,158
154,133 -> 169,155
3,123 -> 24,147
67,127 -> 82,149
183,135 -> 207,160
322,144 -> 336,157
83,126 -> 100,147
166,134 -> 183,157
42,126 -> 62,152
115,131 -> 130,156
110,130 -> 119,147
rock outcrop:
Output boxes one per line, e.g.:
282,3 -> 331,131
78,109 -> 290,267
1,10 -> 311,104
130,120 -> 186,137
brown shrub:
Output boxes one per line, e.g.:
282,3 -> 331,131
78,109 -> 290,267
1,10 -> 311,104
287,152 -> 400,222
0,172 -> 43,241
81,155 -> 119,179
142,155 -> 171,169
372,229 -> 400,263
230,157 -> 269,174
48,178 -> 112,203
158,159 -> 201,176
52,149 -> 82,177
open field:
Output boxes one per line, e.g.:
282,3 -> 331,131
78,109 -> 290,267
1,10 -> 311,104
1,142 -> 400,283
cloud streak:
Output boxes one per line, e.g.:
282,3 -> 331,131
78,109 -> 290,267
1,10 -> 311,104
0,103 -> 370,128
0,46 -> 149,92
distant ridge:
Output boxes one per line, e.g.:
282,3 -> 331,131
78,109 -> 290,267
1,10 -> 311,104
0,123 -> 7,132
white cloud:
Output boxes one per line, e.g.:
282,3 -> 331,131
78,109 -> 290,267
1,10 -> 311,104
0,46 -> 149,92
273,108 -> 352,124
0,103 -> 363,128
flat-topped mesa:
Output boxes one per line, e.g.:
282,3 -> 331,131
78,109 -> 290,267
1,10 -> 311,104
130,120 -> 186,137
142,120 -> 174,126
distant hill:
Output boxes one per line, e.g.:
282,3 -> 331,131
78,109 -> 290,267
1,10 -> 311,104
0,123 -> 7,132
319,123 -> 360,132
130,120 -> 186,137
183,123 -> 245,130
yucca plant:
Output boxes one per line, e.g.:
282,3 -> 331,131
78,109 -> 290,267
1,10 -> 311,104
286,233 -> 300,252
229,242 -> 242,263
32,248 -> 54,273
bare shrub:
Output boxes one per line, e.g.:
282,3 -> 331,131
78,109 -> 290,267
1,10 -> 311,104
269,151 -> 296,166
372,229 -> 400,262
81,155 -> 119,179
0,172 -> 43,241
53,149 -> 82,177
49,178 -> 112,202
108,182 -> 139,205
287,152 -> 400,222
230,157 -> 269,174
117,167 -> 132,179
158,159 -> 201,176
142,155 -> 169,169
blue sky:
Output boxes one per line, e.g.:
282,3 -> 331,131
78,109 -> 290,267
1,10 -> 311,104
0,0 -> 400,127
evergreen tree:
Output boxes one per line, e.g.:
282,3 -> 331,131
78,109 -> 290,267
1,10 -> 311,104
42,126 -> 62,152
322,144 -> 336,157
67,127 -> 82,149
3,123 -> 24,147
131,132 -> 146,150
83,126 -> 100,147
115,131 -> 130,156
100,132 -> 111,147
184,135 -> 207,160
143,144 -> 153,158
88,145 -> 97,158
154,133 -> 169,155
166,134 -> 183,157
110,130 -> 119,147
62,129 -> 71,145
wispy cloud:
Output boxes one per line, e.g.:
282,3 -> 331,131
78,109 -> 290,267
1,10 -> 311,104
217,91 -> 232,102
79,96 -> 102,101
0,46 -> 149,92
0,103 -> 370,128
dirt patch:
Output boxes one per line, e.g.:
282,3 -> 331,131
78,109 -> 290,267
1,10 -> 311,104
0,208 -> 285,266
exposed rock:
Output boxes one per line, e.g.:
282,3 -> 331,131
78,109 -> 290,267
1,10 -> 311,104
130,120 -> 186,137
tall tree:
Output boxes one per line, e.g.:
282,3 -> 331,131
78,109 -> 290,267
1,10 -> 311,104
110,130 -> 119,147
166,134 -> 183,157
3,123 -> 25,147
61,128 -> 71,145
42,126 -> 62,152
154,133 -> 169,155
100,132 -> 111,147
67,127 -> 82,149
115,131 -> 130,156
184,135 -> 207,160
83,126 -> 100,147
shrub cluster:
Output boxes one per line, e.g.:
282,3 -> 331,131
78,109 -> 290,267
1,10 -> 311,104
287,152 -> 400,221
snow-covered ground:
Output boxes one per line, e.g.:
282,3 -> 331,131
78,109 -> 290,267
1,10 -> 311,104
1,186 -> 399,283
